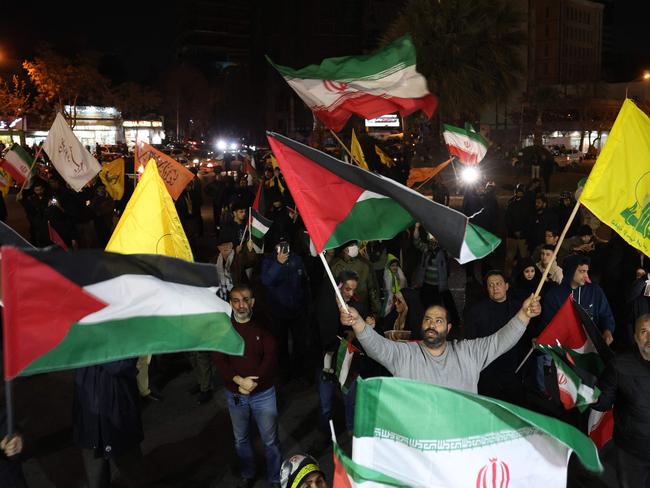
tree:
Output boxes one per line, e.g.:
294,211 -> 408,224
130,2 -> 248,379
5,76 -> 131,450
22,49 -> 109,127
382,0 -> 526,121
110,82 -> 162,119
0,75 -> 31,118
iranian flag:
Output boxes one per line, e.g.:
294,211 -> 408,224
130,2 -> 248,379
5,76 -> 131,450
1,144 -> 33,184
588,409 -> 614,449
267,35 -> 437,132
351,377 -> 602,487
442,123 -> 488,165
335,338 -> 361,394
267,132 -> 500,263
538,345 -> 600,411
332,439 -> 406,487
1,247 -> 244,380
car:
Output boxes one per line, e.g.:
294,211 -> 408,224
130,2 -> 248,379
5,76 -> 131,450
554,149 -> 582,168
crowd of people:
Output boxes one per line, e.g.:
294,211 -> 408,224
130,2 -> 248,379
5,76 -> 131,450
0,142 -> 649,488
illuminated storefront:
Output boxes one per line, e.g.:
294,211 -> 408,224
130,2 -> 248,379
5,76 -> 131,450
123,120 -> 165,148
65,106 -> 124,147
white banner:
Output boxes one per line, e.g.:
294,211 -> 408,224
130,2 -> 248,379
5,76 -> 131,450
43,113 -> 101,192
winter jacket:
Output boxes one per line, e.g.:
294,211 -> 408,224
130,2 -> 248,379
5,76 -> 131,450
261,254 -> 308,319
541,254 -> 615,333
411,238 -> 449,292
330,255 -> 381,317
72,359 -> 143,459
593,349 -> 650,461
505,195 -> 534,238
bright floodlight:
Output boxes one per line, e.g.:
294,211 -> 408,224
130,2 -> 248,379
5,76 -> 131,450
230,142 -> 238,150
461,166 -> 480,184
193,158 -> 199,164
216,139 -> 227,151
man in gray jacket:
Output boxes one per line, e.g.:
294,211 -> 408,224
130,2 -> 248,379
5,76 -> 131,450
339,294 -> 541,394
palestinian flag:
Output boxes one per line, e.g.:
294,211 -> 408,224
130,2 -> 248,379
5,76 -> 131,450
267,35 -> 437,132
1,144 -> 32,184
351,378 -> 602,487
1,247 -> 244,380
0,221 -> 33,249
537,295 -> 614,367
442,123 -> 488,165
250,208 -> 272,253
335,338 -> 361,394
332,439 -> 406,487
267,132 -> 500,263
538,345 -> 600,412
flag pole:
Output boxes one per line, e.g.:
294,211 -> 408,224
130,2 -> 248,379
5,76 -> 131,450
4,379 -> 15,437
247,207 -> 252,243
319,251 -> 349,313
514,197 -> 582,374
413,157 -> 453,191
328,129 -> 360,167
17,145 -> 44,198
240,210 -> 251,248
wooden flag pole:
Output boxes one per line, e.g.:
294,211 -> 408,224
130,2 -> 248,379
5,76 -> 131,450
240,209 -> 251,248
514,197 -> 582,374
329,129 -> 360,167
319,251 -> 349,313
247,207 -> 252,243
17,145 -> 44,198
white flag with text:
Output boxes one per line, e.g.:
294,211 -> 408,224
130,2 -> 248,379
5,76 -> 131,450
43,113 -> 101,192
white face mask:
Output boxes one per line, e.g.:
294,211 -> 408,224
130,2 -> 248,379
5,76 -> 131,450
346,244 -> 359,258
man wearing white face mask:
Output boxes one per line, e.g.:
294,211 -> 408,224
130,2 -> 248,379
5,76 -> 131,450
330,241 -> 381,318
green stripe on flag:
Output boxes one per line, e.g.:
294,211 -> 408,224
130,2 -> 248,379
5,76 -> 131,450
333,441 -> 408,487
442,123 -> 489,147
324,195 -> 414,250
266,35 -> 417,81
22,313 -> 243,376
460,223 -> 501,263
353,377 -> 602,473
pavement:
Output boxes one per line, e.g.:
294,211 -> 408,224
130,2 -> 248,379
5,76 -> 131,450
3,159 -> 627,487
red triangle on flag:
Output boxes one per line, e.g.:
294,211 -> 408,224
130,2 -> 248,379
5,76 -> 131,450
267,135 -> 363,253
538,295 -> 589,350
2,247 -> 106,379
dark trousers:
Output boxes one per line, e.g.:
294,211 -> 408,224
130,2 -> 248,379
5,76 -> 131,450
272,312 -> 308,380
81,446 -> 148,488
616,444 -> 650,488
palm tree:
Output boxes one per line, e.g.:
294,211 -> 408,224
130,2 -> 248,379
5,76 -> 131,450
383,0 -> 526,121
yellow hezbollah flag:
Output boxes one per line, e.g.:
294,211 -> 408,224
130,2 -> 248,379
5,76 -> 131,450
99,157 -> 125,200
0,166 -> 13,196
350,129 -> 369,170
375,145 -> 395,167
580,99 -> 650,256
106,159 -> 193,261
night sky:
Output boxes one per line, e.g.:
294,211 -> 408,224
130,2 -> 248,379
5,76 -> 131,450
2,2 -> 650,87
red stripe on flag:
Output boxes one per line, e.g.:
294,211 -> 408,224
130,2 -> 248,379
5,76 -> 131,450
447,146 -> 481,165
313,93 -> 437,132
589,409 -> 614,449
333,450 -> 354,488
1,247 -> 106,379
0,158 -> 26,184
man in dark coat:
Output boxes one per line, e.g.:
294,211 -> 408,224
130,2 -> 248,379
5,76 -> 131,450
73,359 -> 148,488
463,270 -> 527,403
0,406 -> 32,488
593,314 -> 650,487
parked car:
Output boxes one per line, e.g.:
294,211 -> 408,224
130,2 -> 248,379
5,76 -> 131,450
554,149 -> 582,168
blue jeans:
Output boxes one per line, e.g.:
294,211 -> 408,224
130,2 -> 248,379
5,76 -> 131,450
225,386 -> 281,483
317,372 -> 356,433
